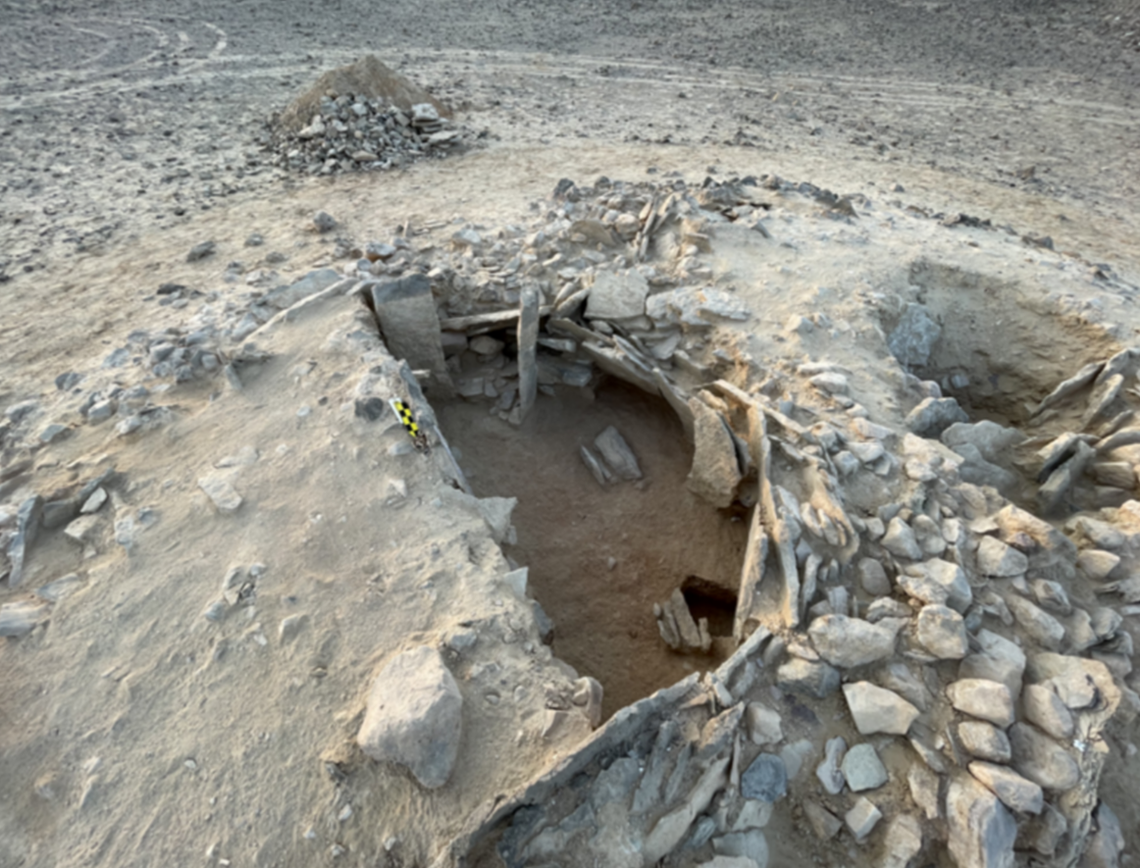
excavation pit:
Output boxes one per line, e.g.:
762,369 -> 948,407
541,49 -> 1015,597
436,377 -> 749,720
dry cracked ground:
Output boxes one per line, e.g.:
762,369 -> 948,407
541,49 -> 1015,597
2,2 -> 1140,868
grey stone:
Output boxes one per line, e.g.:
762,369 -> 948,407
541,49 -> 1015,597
948,679 -> 1015,727
745,703 -> 783,746
906,397 -> 968,437
843,681 -> 920,735
198,476 -> 243,515
816,736 -> 846,795
312,210 -> 338,232
1007,596 -> 1065,649
899,558 -> 972,612
877,660 -> 932,711
946,776 -> 1017,868
858,558 -> 892,596
594,426 -> 642,481
841,743 -> 888,792
969,762 -> 1043,814
808,614 -> 896,668
778,739 -> 813,781
516,287 -> 539,422
1031,579 -> 1072,615
643,755 -> 730,863
1022,683 -> 1074,740
916,604 -> 968,659
586,269 -> 649,320
370,275 -> 453,394
1016,802 -> 1067,856
278,613 -> 308,643
741,754 -> 786,802
6,495 -> 43,587
686,399 -> 742,508
888,303 -> 941,368
63,514 -> 100,546
845,797 -> 882,840
356,646 -> 463,788
959,630 -> 1026,699
957,721 -> 1012,763
580,446 -> 612,486
777,658 -> 840,698
912,513 -> 946,556
882,517 -> 922,559
810,372 -> 849,396
976,536 -> 1028,577
0,600 -> 48,636
187,240 -> 216,262
1038,440 -> 1096,514
80,488 -> 108,514
1008,723 -> 1079,791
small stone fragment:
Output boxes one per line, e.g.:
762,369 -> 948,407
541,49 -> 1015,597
957,721 -> 1012,763
841,743 -> 888,792
845,797 -> 882,840
843,681 -> 920,735
198,475 -> 243,515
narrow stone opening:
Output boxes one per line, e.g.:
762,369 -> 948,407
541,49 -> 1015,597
436,376 -> 749,719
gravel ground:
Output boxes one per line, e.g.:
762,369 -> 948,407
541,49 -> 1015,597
1,0 -> 1137,283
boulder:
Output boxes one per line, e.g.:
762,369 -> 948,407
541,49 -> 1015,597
777,658 -> 840,699
686,399 -> 743,508
976,536 -> 1028,577
969,761 -> 1044,814
1008,723 -> 1079,791
957,721 -> 1011,763
1022,683 -> 1074,740
915,604 -> 968,659
843,682 -> 920,735
888,302 -> 941,367
899,558 -> 972,612
906,397 -> 968,437
357,646 -> 463,788
586,269 -> 650,320
947,679 -> 1015,727
808,614 -> 896,668
882,517 -> 922,559
946,776 -> 1017,868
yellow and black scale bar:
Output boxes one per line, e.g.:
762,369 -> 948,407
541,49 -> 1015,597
388,398 -> 425,445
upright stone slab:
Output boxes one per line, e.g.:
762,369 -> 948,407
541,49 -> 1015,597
516,286 -> 539,422
370,275 -> 454,396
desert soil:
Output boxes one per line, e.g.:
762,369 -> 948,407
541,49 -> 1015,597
2,1 -> 1140,867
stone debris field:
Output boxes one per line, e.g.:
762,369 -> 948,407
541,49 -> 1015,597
3,30 -> 1140,868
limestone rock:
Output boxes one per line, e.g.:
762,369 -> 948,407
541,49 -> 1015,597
880,814 -> 924,868
1081,802 -> 1125,868
899,558 -> 972,612
198,475 -> 243,515
1007,596 -> 1065,649
1008,723 -> 1079,791
906,397 -> 968,437
959,630 -> 1026,699
946,776 -> 1017,868
586,269 -> 650,320
357,646 -> 463,789
916,604 -> 968,659
845,797 -> 882,840
808,614 -> 896,668
777,658 -> 840,698
858,558 -> 891,596
976,536 -> 1028,577
593,426 -> 642,481
957,721 -> 1011,763
882,517 -> 922,559
969,762 -> 1044,814
370,275 -> 454,395
908,763 -> 941,820
1022,683 -> 1074,740
948,679 -> 1015,727
746,703 -> 783,746
843,681 -> 920,735
686,400 -> 742,508
841,743 -> 888,792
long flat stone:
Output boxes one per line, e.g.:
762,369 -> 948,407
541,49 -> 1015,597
370,274 -> 454,395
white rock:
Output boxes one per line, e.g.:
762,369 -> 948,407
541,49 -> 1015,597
845,797 -> 882,840
915,604 -> 968,659
808,615 -> 896,668
976,536 -> 1028,577
356,646 -> 463,789
843,682 -> 919,735
198,475 -> 243,514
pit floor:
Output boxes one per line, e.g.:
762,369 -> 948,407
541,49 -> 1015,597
437,379 -> 750,719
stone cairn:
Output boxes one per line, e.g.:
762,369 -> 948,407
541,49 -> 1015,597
4,174 -> 1137,868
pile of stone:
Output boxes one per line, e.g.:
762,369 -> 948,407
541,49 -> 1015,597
266,96 -> 466,176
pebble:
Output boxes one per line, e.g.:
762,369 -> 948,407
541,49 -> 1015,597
80,488 -> 107,514
187,241 -> 217,262
313,211 -> 338,233
844,796 -> 882,840
198,476 -> 243,514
